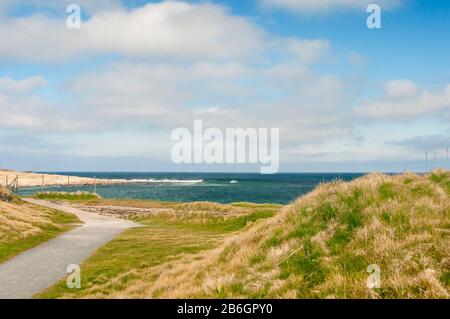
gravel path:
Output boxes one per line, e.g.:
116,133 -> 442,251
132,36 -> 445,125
0,198 -> 138,299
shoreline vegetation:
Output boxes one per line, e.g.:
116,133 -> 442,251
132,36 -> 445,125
34,170 -> 449,299
1,169 -> 448,298
0,169 -> 127,187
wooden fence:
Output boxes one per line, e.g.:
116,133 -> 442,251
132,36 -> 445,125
4,175 -> 19,193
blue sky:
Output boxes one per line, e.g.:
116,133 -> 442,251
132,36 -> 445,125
0,0 -> 449,172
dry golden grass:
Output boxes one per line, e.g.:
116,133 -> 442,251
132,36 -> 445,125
68,200 -> 262,224
0,188 -> 51,240
36,171 -> 450,299
0,187 -> 15,202
0,188 -> 81,263
0,202 -> 55,239
144,202 -> 254,224
36,201 -> 280,299
100,170 -> 449,299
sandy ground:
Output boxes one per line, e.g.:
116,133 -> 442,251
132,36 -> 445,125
0,170 -> 126,187
0,198 -> 138,299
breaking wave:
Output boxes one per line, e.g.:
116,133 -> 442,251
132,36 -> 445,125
126,179 -> 203,184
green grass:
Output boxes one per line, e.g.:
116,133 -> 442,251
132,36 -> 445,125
429,170 -> 450,195
36,201 -> 280,298
33,192 -> 101,201
30,171 -> 450,299
430,171 -> 449,184
280,239 -> 327,290
327,227 -> 353,254
411,184 -> 434,198
0,207 -> 81,264
379,182 -> 397,200
38,223 -> 216,298
144,209 -> 277,233
338,252 -> 367,274
178,171 -> 449,299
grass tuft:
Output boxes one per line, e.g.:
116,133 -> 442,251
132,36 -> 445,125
34,191 -> 101,201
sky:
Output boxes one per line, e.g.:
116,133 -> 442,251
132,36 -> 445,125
0,0 -> 449,172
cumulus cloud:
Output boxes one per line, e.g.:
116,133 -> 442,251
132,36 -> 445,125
261,0 -> 402,13
347,52 -> 368,67
2,1 -> 432,167
384,79 -> 420,98
0,77 -> 90,132
0,2 -> 264,62
0,94 -> 77,131
389,134 -> 450,152
64,55 -> 351,140
283,38 -> 330,63
0,76 -> 47,94
0,1 -> 336,142
66,62 -> 194,128
354,80 -> 450,119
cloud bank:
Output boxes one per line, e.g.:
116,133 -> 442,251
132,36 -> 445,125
261,0 -> 402,13
355,80 -> 450,120
0,0 -> 448,171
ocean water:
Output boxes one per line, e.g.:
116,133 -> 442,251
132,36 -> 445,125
18,172 -> 365,204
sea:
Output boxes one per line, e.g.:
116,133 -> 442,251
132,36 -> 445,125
18,172 -> 365,205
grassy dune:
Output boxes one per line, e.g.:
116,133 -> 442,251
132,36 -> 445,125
134,170 -> 448,299
38,171 -> 449,299
37,200 -> 281,298
0,188 -> 81,263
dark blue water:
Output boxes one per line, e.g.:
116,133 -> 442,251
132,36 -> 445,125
18,172 -> 365,204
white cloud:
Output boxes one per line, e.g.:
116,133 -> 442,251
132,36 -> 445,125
193,106 -> 239,116
347,52 -> 368,67
0,76 -> 47,94
0,94 -> 83,131
355,81 -> 450,119
0,2 -> 264,62
389,134 -> 450,152
284,38 -> 330,63
1,54 -> 354,148
0,76 -> 90,132
2,1 -> 427,166
66,62 -> 193,128
384,79 -> 419,98
261,0 -> 402,14
0,1 -> 337,143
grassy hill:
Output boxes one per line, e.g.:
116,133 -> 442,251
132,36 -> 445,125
0,187 -> 81,263
37,171 -> 449,299
142,170 -> 448,299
